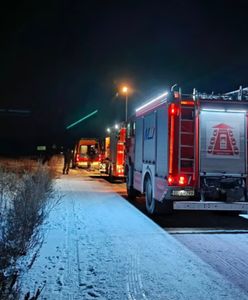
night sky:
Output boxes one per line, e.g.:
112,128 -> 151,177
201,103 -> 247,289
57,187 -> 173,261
0,0 -> 247,154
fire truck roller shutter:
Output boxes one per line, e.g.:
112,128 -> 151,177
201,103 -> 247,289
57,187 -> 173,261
110,131 -> 117,162
200,111 -> 246,174
156,107 -> 168,177
143,112 -> 156,164
134,118 -> 143,171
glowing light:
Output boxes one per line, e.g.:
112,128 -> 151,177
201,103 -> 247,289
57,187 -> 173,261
66,110 -> 98,129
115,124 -> 119,129
122,86 -> 128,93
201,108 -> 225,112
169,103 -> 179,116
226,110 -> 246,113
174,91 -> 180,98
178,175 -> 186,186
106,128 -> 111,133
168,175 -> 174,185
168,175 -> 187,186
169,104 -> 175,174
136,91 -> 168,112
202,108 -> 246,113
181,101 -> 195,105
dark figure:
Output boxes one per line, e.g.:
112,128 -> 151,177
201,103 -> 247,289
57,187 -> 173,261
42,152 -> 51,165
88,145 -> 96,169
63,148 -> 72,174
89,145 -> 96,159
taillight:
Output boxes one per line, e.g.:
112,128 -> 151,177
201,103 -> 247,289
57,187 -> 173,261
168,175 -> 174,185
168,175 -> 188,186
178,175 -> 186,186
116,164 -> 124,174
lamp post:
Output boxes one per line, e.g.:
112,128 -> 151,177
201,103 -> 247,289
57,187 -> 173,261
122,86 -> 128,122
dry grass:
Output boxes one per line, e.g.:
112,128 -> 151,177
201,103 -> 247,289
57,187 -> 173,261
46,154 -> 64,178
0,158 -> 60,299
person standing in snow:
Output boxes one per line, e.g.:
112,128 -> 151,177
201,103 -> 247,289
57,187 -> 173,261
63,148 -> 73,174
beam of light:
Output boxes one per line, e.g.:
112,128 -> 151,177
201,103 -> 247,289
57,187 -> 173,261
66,110 -> 98,130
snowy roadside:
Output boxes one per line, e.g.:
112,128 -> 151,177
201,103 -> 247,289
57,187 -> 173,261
21,175 -> 248,300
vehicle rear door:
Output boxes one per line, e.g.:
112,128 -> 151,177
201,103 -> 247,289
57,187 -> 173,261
199,110 -> 246,175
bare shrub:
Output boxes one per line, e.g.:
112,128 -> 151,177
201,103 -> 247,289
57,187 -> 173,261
0,162 -> 59,299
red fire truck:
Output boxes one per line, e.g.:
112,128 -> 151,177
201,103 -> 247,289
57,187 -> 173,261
125,87 -> 248,214
73,138 -> 101,169
104,125 -> 126,181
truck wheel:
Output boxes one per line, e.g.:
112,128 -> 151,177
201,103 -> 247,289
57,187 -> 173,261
145,176 -> 157,214
126,165 -> 137,200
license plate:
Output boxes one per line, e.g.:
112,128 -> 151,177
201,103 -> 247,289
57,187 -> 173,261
172,190 -> 195,196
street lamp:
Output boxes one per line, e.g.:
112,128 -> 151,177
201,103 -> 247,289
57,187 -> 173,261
122,86 -> 129,122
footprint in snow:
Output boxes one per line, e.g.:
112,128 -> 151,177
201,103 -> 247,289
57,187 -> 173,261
86,284 -> 94,289
56,278 -> 63,286
87,291 -> 99,298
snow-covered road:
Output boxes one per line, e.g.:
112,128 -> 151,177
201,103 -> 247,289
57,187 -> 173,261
21,174 -> 248,300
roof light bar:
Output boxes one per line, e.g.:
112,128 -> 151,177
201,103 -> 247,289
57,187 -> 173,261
136,91 -> 168,112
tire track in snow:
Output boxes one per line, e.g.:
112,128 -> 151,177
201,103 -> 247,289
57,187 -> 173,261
56,181 -> 85,299
127,249 -> 148,300
70,186 -> 106,299
30,179 -> 79,299
71,179 -> 130,299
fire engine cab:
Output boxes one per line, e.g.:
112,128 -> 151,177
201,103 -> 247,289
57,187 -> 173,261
125,86 -> 248,214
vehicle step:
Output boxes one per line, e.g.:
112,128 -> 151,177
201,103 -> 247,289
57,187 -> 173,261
174,201 -> 248,211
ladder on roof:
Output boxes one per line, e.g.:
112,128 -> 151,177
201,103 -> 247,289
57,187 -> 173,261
193,86 -> 248,101
225,86 -> 248,99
